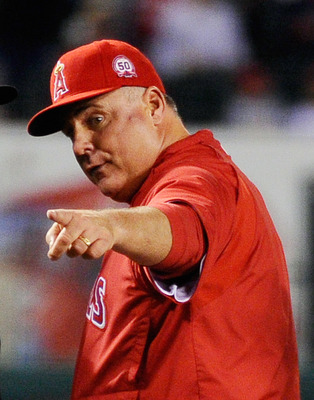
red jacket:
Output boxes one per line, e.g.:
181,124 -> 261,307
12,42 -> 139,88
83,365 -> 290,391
72,130 -> 300,399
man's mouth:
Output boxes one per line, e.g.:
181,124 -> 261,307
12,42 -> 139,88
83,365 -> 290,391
86,164 -> 103,180
88,163 -> 113,182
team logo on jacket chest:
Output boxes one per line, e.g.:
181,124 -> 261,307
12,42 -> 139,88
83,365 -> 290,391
86,277 -> 106,329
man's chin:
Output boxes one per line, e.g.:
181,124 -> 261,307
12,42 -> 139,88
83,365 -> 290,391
98,185 -> 130,204
96,176 -> 142,203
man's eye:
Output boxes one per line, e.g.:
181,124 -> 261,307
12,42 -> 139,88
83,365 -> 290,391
89,115 -> 104,126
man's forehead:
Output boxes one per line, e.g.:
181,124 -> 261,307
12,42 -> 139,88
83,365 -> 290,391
69,92 -> 115,116
66,86 -> 146,120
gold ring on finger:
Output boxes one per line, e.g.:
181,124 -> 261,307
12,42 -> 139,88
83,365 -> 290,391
78,235 -> 91,247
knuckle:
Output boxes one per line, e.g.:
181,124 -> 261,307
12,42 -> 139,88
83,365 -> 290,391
84,245 -> 103,260
58,236 -> 71,247
45,233 -> 51,244
70,239 -> 86,253
76,213 -> 90,224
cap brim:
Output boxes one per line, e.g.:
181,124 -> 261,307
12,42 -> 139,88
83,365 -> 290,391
0,86 -> 17,105
27,87 -> 117,136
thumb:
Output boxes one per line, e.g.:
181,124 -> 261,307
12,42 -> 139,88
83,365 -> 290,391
47,209 -> 74,227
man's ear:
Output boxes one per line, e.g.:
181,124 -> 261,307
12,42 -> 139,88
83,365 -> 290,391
144,86 -> 166,125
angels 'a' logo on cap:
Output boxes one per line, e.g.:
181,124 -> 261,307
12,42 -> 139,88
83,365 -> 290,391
53,61 -> 69,101
112,55 -> 137,78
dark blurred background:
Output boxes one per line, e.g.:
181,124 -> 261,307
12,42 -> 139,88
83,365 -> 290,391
0,0 -> 312,128
0,1 -> 313,398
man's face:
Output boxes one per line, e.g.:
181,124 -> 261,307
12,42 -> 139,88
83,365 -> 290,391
63,87 -> 163,203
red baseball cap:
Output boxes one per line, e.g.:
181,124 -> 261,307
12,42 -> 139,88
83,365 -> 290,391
0,85 -> 17,105
27,40 -> 165,136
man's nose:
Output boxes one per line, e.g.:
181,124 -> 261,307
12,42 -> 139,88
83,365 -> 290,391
72,126 -> 94,156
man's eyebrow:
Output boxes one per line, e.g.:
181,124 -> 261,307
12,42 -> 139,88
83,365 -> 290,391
71,103 -> 92,117
71,97 -> 105,116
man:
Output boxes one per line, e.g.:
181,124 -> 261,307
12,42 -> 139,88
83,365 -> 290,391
27,40 -> 300,399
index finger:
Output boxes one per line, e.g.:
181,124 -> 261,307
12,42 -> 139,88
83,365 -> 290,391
47,209 -> 74,226
46,210 -> 78,260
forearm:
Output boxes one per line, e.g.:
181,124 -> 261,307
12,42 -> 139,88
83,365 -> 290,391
108,206 -> 173,266
46,206 -> 173,265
